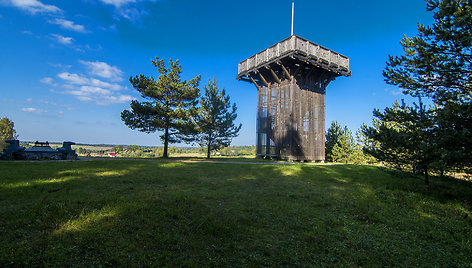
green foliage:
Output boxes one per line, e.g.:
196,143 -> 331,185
381,0 -> 472,176
195,79 -> 242,158
121,57 -> 200,158
325,121 -> 343,162
362,100 -> 438,190
0,117 -> 17,140
434,102 -> 472,173
0,117 -> 18,151
383,0 -> 472,104
76,147 -> 88,155
113,145 -> 124,153
330,126 -> 355,164
325,121 -> 369,164
0,161 -> 471,266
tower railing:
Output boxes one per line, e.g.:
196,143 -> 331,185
238,35 -> 350,77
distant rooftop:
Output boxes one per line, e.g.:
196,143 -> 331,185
237,35 -> 351,80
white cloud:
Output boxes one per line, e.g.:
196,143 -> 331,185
48,63 -> 72,69
50,33 -> 73,45
58,72 -> 88,84
119,7 -> 147,21
99,0 -> 157,21
100,0 -> 137,7
5,0 -> 61,14
40,77 -> 53,84
57,72 -> 124,90
49,18 -> 86,33
385,88 -> 404,96
21,107 -> 47,114
7,0 -> 62,14
76,96 -> 93,102
102,94 -> 135,104
21,106 -> 64,118
80,60 -> 123,82
90,78 -> 123,91
80,86 -> 111,95
40,77 -> 59,87
54,67 -> 134,105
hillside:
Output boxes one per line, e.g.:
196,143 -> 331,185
0,160 -> 471,266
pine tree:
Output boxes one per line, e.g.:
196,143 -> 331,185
330,126 -> 355,164
325,121 -> 361,164
383,0 -> 472,174
195,79 -> 242,158
383,0 -> 472,104
362,99 -> 438,192
325,121 -> 343,162
121,57 -> 200,158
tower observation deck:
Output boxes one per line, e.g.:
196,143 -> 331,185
237,35 -> 351,161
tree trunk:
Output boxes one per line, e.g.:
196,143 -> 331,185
424,166 -> 430,194
206,136 -> 212,159
163,126 -> 169,158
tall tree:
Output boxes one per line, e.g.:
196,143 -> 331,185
383,0 -> 472,104
325,121 -> 363,164
0,117 -> 18,151
330,126 -> 355,164
383,0 -> 472,174
325,121 -> 343,162
195,79 -> 242,158
0,117 -> 17,141
121,57 -> 200,158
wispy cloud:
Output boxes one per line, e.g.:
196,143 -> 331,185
58,72 -> 88,84
385,88 -> 404,96
48,63 -> 72,69
49,18 -> 87,33
5,0 -> 61,14
80,60 -> 124,82
49,33 -> 73,45
98,0 -> 157,22
100,0 -> 137,7
58,72 -> 124,90
40,77 -> 53,84
40,77 -> 58,86
21,107 -> 47,114
21,29 -> 41,38
53,63 -> 135,105
21,106 -> 64,118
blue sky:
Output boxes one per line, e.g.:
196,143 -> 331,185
0,0 -> 433,146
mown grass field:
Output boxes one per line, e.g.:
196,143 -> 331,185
1,160 -> 471,266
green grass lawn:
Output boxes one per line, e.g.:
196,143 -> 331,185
1,160 -> 471,266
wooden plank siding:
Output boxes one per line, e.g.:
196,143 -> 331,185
237,35 -> 350,161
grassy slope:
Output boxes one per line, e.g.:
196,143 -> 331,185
0,160 -> 471,266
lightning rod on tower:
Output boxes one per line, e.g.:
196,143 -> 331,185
291,2 -> 294,36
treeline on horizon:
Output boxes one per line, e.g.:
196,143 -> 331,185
74,144 -> 256,158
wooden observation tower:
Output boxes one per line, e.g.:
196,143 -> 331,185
237,35 -> 351,161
